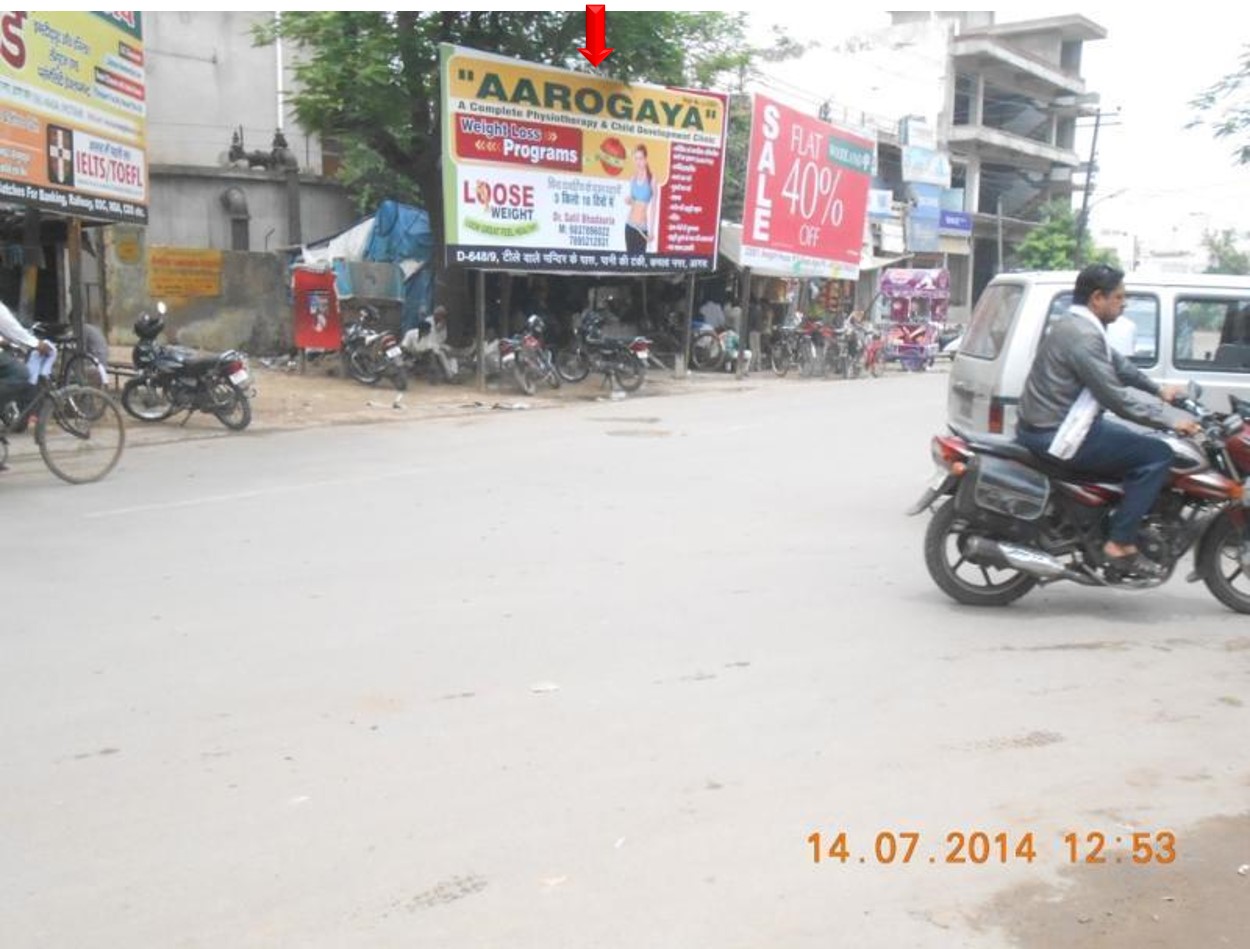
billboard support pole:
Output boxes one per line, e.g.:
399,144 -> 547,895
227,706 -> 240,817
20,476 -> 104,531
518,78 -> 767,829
679,274 -> 695,379
737,267 -> 752,378
68,218 -> 85,342
476,269 -> 486,393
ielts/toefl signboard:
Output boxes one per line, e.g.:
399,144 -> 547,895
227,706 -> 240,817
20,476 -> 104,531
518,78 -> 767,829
0,12 -> 147,224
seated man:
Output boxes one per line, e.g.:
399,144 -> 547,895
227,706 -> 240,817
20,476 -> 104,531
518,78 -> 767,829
400,304 -> 456,379
1014,264 -> 1200,578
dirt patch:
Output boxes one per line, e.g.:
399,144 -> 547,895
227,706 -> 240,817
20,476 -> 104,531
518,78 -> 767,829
976,812 -> 1250,947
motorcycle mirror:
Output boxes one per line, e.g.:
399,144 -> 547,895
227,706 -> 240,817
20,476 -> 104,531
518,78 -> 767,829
1187,380 -> 1203,401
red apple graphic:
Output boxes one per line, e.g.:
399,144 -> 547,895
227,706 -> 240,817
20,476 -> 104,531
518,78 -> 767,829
598,137 -> 626,176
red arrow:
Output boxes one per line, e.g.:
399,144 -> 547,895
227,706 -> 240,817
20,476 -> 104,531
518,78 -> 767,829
579,5 -> 614,67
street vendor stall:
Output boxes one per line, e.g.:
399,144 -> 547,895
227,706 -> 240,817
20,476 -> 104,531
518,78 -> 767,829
879,267 -> 950,372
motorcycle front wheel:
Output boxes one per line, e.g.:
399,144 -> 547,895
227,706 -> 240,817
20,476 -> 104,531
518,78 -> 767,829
690,331 -> 722,371
121,377 -> 176,421
555,349 -> 590,383
1199,512 -> 1250,614
769,340 -> 793,377
923,499 -> 1037,607
513,364 -> 537,396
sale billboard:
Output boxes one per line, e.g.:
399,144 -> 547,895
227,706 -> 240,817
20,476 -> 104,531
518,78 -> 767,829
0,12 -> 147,224
741,94 -> 874,280
440,43 -> 728,274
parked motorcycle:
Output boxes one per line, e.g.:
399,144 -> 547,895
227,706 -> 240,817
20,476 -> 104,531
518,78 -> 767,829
119,302 -> 254,430
340,304 -> 407,391
555,310 -> 648,392
499,315 -> 561,395
909,383 -> 1250,613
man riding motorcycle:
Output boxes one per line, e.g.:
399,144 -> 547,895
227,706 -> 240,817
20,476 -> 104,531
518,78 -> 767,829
1013,264 -> 1201,578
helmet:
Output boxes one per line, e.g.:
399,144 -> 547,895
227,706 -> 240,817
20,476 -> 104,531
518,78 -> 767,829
133,311 -> 165,340
525,314 -> 545,335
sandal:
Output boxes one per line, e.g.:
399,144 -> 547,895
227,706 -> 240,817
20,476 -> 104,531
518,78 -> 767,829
1104,551 -> 1166,580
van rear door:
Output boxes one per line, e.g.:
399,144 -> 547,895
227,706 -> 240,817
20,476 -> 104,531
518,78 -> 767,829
947,281 -> 1026,433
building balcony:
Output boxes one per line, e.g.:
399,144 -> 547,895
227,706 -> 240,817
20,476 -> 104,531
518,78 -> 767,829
948,125 -> 1080,170
952,35 -> 1089,97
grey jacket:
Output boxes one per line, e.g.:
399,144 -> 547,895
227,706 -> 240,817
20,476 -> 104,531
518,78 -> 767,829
1018,311 -> 1166,430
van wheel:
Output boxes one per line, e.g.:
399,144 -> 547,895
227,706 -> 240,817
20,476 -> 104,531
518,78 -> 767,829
924,500 -> 1037,606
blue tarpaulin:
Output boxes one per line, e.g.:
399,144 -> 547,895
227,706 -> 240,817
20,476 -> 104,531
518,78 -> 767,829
301,200 -> 435,332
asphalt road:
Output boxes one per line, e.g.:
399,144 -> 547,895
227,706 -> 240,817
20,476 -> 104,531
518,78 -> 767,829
3,369 -> 1247,948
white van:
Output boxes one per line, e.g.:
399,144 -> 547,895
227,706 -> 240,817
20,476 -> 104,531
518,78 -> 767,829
948,271 -> 1250,434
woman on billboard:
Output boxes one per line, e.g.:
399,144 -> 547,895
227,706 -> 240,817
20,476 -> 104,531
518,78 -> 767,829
624,144 -> 659,254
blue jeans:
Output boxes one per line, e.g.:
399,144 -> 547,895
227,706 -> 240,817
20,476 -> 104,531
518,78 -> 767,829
1017,415 -> 1173,545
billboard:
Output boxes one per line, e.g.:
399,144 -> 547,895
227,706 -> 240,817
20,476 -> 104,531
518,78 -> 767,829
741,94 -> 873,280
0,12 -> 147,224
440,44 -> 728,274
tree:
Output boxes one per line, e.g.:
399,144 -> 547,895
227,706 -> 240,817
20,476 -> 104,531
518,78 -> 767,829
1188,44 -> 1250,165
256,13 -> 798,317
1202,228 -> 1250,274
1010,201 -> 1120,271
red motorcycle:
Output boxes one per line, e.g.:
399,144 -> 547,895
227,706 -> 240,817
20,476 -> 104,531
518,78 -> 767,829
499,315 -> 560,396
909,384 -> 1250,613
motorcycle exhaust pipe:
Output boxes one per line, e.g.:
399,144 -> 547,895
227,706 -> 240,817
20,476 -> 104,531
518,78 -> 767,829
965,537 -> 1098,585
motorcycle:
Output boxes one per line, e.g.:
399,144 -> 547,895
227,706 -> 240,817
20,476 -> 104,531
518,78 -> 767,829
908,383 -> 1250,614
499,315 -> 561,395
340,304 -> 407,392
555,310 -> 648,392
120,302 -> 254,431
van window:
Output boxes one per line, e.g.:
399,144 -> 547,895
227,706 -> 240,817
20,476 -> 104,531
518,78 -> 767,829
1046,292 -> 1160,366
1175,296 -> 1250,373
960,284 -> 1024,359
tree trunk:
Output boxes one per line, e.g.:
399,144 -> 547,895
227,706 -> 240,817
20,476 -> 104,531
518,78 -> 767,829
415,156 -> 472,344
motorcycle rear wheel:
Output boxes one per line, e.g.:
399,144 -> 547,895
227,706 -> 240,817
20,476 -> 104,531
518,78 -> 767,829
343,348 -> 383,385
1199,513 -> 1250,614
924,499 -> 1037,607
210,381 -> 252,431
611,353 -> 645,392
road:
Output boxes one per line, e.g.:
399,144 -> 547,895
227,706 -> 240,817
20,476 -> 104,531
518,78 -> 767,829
3,369 -> 1247,948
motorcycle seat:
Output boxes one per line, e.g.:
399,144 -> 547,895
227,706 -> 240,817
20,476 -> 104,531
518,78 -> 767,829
950,427 -> 1123,484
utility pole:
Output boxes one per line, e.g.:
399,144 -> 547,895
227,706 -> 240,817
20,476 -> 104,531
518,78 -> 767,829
1074,107 -> 1119,267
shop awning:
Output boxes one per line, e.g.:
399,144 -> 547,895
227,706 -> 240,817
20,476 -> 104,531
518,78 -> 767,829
859,252 -> 913,271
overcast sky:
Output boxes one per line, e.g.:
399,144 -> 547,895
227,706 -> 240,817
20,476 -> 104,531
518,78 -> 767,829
746,4 -> 1250,250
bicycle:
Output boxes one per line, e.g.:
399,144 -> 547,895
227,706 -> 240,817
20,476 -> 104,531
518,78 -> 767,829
1,376 -> 126,484
32,321 -> 108,390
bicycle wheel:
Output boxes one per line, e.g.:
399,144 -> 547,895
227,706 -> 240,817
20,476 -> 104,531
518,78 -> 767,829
63,352 -> 106,389
35,385 -> 126,484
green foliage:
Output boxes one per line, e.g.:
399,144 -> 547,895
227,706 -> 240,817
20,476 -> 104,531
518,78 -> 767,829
1010,201 -> 1120,271
1202,228 -> 1250,275
1188,44 -> 1250,165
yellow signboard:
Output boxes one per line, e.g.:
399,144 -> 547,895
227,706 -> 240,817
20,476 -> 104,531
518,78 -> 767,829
440,43 -> 729,275
148,248 -> 222,298
0,12 -> 147,223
